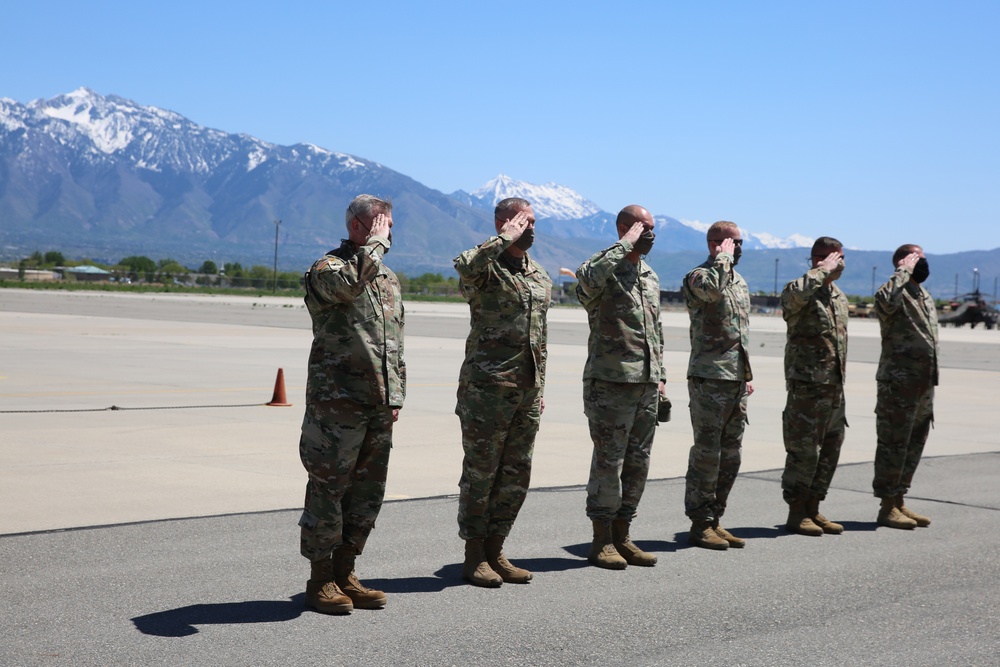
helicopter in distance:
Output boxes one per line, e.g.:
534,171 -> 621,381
938,269 -> 999,330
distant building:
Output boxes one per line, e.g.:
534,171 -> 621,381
0,268 -> 58,282
58,265 -> 113,282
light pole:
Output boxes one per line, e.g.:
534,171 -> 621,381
871,266 -> 876,297
272,219 -> 281,294
773,257 -> 779,296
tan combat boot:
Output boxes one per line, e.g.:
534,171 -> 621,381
689,519 -> 729,550
332,548 -> 387,609
305,557 -> 353,615
807,497 -> 844,535
877,497 -> 918,529
712,518 -> 745,548
589,520 -> 628,569
895,494 -> 931,527
485,535 -> 533,583
786,501 -> 823,536
611,519 -> 657,566
463,538 -> 503,587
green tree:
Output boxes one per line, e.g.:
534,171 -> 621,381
120,256 -> 157,274
157,259 -> 188,282
199,260 -> 218,275
120,255 -> 157,282
43,251 -> 65,266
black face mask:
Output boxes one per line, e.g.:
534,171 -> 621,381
911,257 -> 929,283
732,244 -> 742,266
514,228 -> 534,251
633,231 -> 655,255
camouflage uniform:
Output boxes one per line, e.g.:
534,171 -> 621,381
576,238 -> 664,522
298,236 -> 405,562
780,267 -> 849,503
454,234 -> 551,540
683,251 -> 752,521
872,265 -> 939,498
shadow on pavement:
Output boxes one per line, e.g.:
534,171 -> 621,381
838,520 -> 879,532
562,540 -> 680,558
132,594 -> 307,637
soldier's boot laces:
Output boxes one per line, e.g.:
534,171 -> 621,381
332,549 -> 387,609
878,497 -> 918,530
807,497 -> 844,535
712,518 -> 746,548
485,535 -> 532,583
305,557 -> 353,615
786,501 -> 824,536
689,519 -> 729,550
611,519 -> 658,566
895,494 -> 931,527
463,539 -> 503,587
589,520 -> 628,569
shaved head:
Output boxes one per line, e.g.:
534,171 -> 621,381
616,205 -> 652,227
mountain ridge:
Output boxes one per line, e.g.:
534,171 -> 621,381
1,89 -> 995,299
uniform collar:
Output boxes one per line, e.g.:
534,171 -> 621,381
500,250 -> 530,274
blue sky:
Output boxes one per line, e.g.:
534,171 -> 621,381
4,1 -> 998,253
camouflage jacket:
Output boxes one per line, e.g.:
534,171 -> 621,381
875,265 -> 939,386
302,236 -> 405,407
781,267 -> 848,385
683,252 -> 752,381
454,234 -> 551,389
576,239 -> 665,384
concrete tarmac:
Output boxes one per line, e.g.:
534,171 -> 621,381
1,289 -> 997,533
1,289 -> 999,666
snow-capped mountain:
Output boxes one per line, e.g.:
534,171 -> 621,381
677,219 -> 813,250
462,174 -> 603,220
1,87 -> 372,178
0,88 -> 508,274
455,175 -> 811,251
1,88 -> 818,282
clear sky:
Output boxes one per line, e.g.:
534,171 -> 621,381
4,1 -> 998,253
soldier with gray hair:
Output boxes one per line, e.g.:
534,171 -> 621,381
454,197 -> 551,587
872,243 -> 937,529
576,204 -> 665,570
298,193 -> 405,614
683,221 -> 753,550
780,236 -> 848,537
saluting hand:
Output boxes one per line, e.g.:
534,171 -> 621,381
899,252 -> 920,272
622,221 -> 645,246
817,251 -> 843,273
499,210 -> 531,242
369,213 -> 391,240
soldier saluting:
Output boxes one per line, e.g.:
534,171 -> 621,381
297,194 -> 404,614
454,197 -> 551,587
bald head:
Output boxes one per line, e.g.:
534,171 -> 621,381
616,205 -> 653,229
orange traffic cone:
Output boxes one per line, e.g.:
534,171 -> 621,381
267,368 -> 292,407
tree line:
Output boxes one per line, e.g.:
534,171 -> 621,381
11,251 -> 462,295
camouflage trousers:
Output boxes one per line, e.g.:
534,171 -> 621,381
781,380 -> 846,503
456,383 -> 541,540
873,380 -> 934,498
684,377 -> 748,521
298,398 -> 394,562
583,379 -> 658,522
